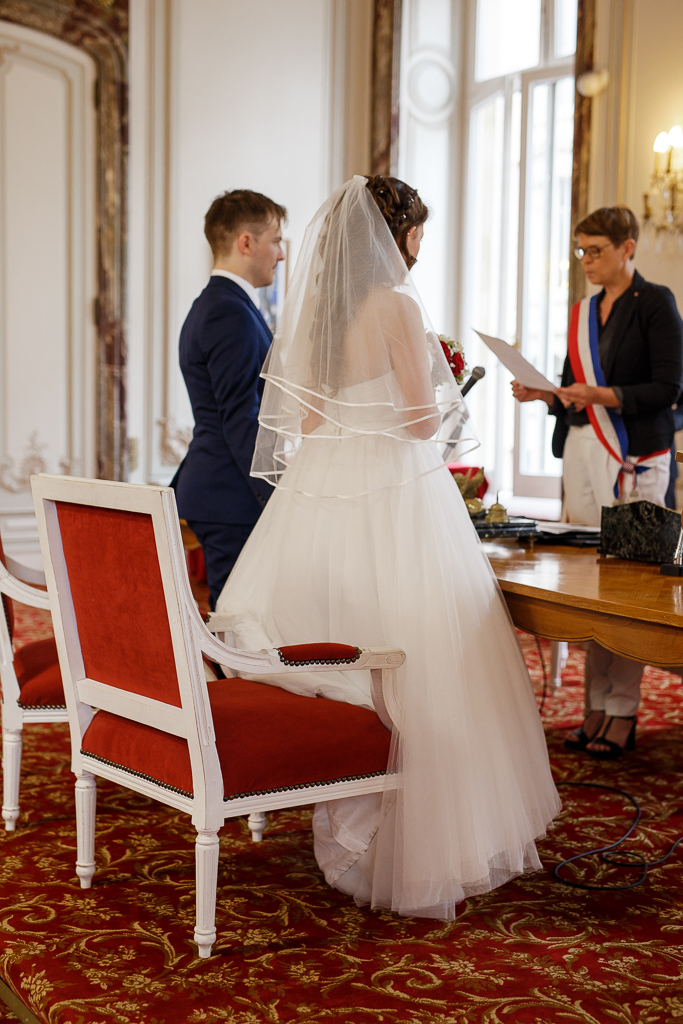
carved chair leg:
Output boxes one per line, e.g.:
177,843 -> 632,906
75,772 -> 97,888
2,728 -> 22,831
248,811 -> 267,842
194,829 -> 220,958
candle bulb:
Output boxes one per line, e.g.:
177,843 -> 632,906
669,125 -> 683,173
654,131 -> 671,177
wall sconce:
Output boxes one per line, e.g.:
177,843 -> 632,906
643,126 -> 683,241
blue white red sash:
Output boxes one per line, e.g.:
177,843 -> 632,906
567,296 -> 669,498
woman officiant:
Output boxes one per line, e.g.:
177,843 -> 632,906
513,206 -> 683,759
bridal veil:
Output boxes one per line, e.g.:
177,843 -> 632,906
251,175 -> 476,495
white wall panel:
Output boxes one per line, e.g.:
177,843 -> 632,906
0,21 -> 96,554
128,0 -> 354,485
4,61 -> 68,469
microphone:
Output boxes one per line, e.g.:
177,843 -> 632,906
460,366 -> 485,398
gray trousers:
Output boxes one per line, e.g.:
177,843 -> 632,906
585,642 -> 643,718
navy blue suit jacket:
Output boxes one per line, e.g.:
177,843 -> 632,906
172,276 -> 273,524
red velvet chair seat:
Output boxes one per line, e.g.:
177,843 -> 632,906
15,638 -> 66,709
81,677 -> 392,800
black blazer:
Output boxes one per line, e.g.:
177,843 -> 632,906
172,276 -> 273,524
551,270 -> 683,458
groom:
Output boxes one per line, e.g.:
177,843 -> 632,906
172,189 -> 287,608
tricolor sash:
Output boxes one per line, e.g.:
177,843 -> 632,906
567,296 -> 669,498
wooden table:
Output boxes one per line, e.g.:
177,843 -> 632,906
486,539 -> 683,666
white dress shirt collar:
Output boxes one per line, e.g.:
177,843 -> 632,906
211,269 -> 260,310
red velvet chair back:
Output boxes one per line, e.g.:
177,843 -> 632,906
55,502 -> 182,706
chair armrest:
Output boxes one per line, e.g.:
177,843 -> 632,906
199,619 -> 404,728
5,554 -> 46,588
0,562 -> 51,610
203,616 -> 404,673
204,612 -> 237,635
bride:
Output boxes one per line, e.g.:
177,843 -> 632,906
214,174 -> 560,920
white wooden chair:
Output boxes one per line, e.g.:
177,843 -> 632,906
0,539 -> 66,830
31,473 -> 404,958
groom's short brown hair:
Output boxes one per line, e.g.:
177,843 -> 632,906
204,190 -> 287,257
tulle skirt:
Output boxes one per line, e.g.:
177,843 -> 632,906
215,433 -> 561,919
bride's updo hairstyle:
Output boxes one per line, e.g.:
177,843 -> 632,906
365,175 -> 428,269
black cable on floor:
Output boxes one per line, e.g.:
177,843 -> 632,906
535,636 -> 548,714
554,780 -> 683,891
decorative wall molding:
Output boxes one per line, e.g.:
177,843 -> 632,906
0,0 -> 128,481
0,433 -> 48,494
157,416 -> 191,469
398,0 -> 460,334
405,50 -> 455,125
0,20 -> 97,502
0,41 -> 18,62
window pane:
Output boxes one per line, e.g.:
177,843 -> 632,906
555,0 -> 578,57
546,76 -> 574,406
497,90 -> 522,495
469,94 -> 505,476
519,76 -> 574,478
470,94 -> 505,335
475,0 -> 541,82
503,90 -> 522,344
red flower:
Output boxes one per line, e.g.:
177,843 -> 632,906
440,338 -> 466,379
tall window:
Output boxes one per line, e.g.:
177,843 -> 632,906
462,0 -> 577,500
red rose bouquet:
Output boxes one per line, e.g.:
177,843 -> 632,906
438,334 -> 468,385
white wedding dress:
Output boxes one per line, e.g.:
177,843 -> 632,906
215,370 -> 561,919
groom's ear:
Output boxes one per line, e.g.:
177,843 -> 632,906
235,230 -> 255,257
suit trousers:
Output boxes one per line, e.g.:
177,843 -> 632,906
186,520 -> 254,610
562,425 -> 671,718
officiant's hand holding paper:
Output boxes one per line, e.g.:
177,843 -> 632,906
511,380 -> 556,407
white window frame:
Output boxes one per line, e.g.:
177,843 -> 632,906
460,0 -> 576,499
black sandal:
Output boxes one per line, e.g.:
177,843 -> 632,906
564,711 -> 605,752
586,715 -> 637,760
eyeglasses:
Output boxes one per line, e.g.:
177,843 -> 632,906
573,242 -> 613,261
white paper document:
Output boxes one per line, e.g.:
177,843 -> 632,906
475,330 -> 557,392
534,520 -> 601,534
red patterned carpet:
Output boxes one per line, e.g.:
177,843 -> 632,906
3,605 -> 683,1023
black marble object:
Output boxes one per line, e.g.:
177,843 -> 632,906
599,501 -> 681,564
